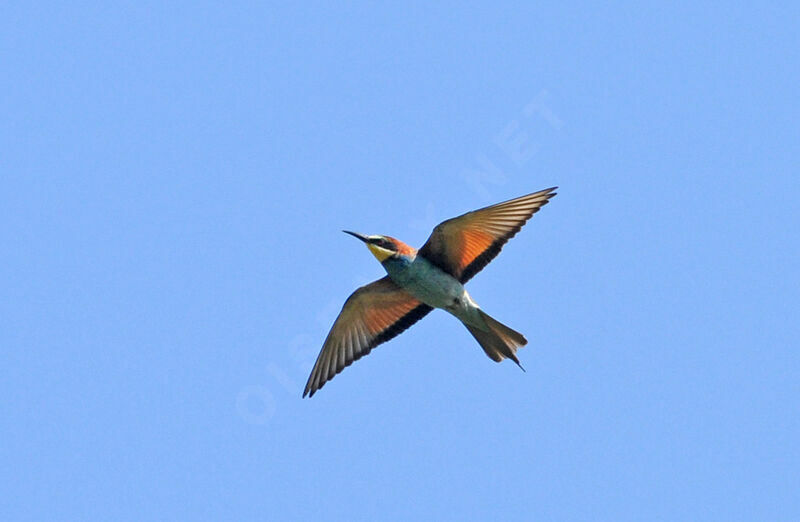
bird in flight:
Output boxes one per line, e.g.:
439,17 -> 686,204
303,187 -> 557,397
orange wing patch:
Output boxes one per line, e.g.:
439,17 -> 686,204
304,277 -> 433,397
458,228 -> 495,272
418,187 -> 557,283
362,297 -> 420,336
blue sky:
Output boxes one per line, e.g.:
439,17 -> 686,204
2,2 -> 799,520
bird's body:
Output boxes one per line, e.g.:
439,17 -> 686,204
382,250 -> 483,329
304,187 -> 557,397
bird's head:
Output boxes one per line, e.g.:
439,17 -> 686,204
343,231 -> 414,263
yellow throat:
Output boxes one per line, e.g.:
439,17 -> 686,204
367,243 -> 393,262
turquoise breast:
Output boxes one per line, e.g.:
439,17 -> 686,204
383,255 -> 464,309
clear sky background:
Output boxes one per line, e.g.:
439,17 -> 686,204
2,2 -> 799,521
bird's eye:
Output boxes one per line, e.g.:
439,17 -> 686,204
370,237 -> 393,250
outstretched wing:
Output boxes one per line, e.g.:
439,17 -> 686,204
418,187 -> 557,283
304,276 -> 433,397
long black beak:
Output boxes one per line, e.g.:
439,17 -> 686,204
342,230 -> 370,243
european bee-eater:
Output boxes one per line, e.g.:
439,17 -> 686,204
303,187 -> 557,397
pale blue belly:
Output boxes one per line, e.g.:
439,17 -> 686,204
383,255 -> 465,310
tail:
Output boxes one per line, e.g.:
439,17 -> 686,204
464,310 -> 528,369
